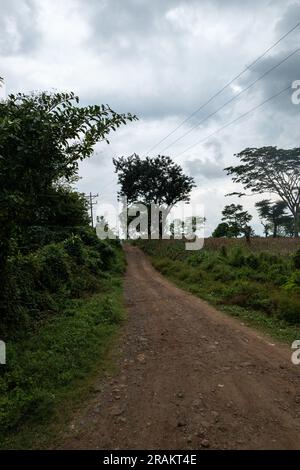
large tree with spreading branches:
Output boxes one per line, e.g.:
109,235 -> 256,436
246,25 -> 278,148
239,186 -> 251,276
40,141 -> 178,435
225,147 -> 300,237
113,154 -> 195,206
113,154 -> 195,237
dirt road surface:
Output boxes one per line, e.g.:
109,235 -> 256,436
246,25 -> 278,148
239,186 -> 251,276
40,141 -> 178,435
60,245 -> 300,450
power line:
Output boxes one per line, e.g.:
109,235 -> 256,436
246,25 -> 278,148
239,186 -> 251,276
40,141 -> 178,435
174,84 -> 290,159
160,48 -> 300,153
145,20 -> 300,155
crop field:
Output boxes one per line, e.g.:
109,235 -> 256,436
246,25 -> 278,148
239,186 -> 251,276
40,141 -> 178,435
204,237 -> 300,255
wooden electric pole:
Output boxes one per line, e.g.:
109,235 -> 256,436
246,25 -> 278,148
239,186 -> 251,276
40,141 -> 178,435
84,193 -> 99,228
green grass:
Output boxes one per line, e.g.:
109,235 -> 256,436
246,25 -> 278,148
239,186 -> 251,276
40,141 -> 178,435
136,239 -> 300,345
0,266 -> 125,450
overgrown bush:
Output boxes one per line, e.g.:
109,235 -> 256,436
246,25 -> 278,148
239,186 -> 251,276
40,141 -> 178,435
216,280 -> 273,312
63,235 -> 85,265
276,295 -> 300,324
0,274 -> 125,444
293,247 -> 300,269
284,271 -> 300,293
227,247 -> 246,267
0,234 -> 121,339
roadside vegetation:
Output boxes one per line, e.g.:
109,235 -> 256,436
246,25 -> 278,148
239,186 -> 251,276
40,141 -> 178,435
136,239 -> 300,343
0,91 -> 135,448
0,243 -> 125,449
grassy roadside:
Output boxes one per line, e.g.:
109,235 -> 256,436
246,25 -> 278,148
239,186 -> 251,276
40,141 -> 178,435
0,252 -> 126,450
135,240 -> 300,345
155,266 -> 300,345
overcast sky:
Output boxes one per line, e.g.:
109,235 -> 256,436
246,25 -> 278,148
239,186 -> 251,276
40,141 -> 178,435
1,0 -> 300,234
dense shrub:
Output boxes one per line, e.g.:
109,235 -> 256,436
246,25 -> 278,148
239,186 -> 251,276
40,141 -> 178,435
210,264 -> 237,282
216,280 -> 273,312
284,271 -> 300,293
0,234 -> 121,339
227,247 -> 246,267
39,243 -> 72,292
245,254 -> 260,270
276,295 -> 300,324
0,276 -> 125,442
63,235 -> 85,264
293,248 -> 300,269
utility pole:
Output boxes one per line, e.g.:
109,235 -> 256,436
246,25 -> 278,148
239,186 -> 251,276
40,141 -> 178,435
84,193 -> 99,228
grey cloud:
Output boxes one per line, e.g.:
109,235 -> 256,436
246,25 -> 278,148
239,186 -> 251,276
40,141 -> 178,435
79,0 -> 287,120
184,139 -> 225,180
235,2 -> 300,116
185,158 -> 225,179
0,0 -> 40,56
275,2 -> 300,35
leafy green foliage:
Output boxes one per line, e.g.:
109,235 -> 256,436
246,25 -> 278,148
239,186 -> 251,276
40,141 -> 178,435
0,89 -> 133,448
0,91 -> 136,276
212,222 -> 231,238
0,229 -> 121,339
0,265 -> 125,449
284,271 -> 300,294
113,154 -> 195,207
220,204 -> 253,240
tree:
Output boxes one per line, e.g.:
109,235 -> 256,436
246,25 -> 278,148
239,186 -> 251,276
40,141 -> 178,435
225,147 -> 300,237
0,91 -> 136,276
280,215 -> 300,237
114,154 -> 195,206
221,204 -> 253,242
212,222 -> 231,238
255,199 -> 288,238
113,154 -> 195,237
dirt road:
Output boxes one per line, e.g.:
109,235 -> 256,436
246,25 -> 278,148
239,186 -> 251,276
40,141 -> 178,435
60,245 -> 300,449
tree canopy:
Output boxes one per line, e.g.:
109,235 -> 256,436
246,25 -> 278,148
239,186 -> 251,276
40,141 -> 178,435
255,199 -> 289,238
221,204 -> 253,241
113,154 -> 195,207
212,222 -> 231,238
